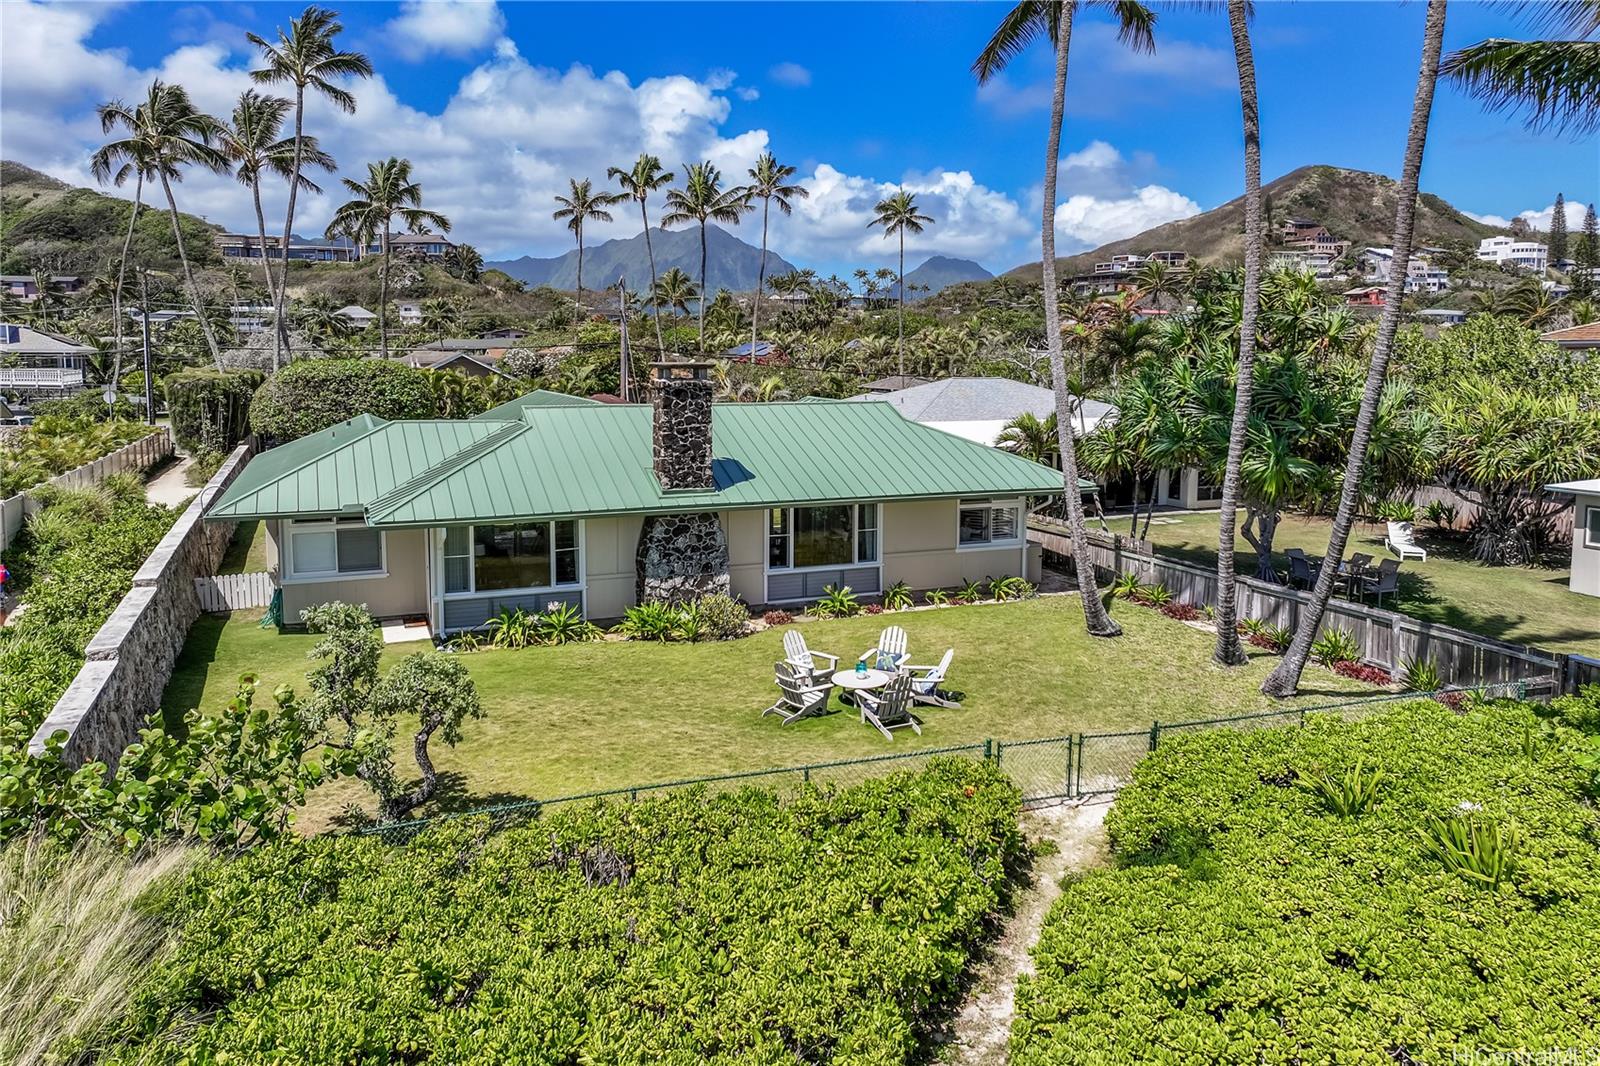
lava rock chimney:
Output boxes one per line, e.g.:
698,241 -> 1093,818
648,360 -> 715,492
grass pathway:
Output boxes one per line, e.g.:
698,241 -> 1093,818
939,799 -> 1112,1065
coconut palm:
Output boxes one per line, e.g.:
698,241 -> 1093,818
1263,0 -> 1449,698
1441,0 -> 1600,137
608,153 -> 675,356
215,89 -> 334,371
552,178 -> 625,340
1213,0 -> 1265,667
997,411 -> 1060,465
652,267 -> 698,320
444,244 -> 483,282
247,5 -> 372,360
867,191 -> 933,380
661,162 -> 752,353
972,0 -> 1155,639
87,130 -> 157,389
92,80 -> 229,370
324,158 -> 450,359
745,152 -> 809,360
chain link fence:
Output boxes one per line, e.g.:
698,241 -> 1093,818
359,680 -> 1545,844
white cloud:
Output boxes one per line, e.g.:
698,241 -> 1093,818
1466,199 -> 1587,233
1464,210 -> 1511,228
769,61 -> 812,88
1054,185 -> 1201,249
386,0 -> 506,61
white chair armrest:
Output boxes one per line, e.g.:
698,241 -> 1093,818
860,646 -> 879,663
811,651 -> 839,668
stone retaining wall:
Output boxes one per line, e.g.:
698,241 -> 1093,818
28,441 -> 253,768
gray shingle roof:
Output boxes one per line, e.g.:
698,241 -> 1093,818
850,376 -> 1115,425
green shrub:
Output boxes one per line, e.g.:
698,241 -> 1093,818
693,593 -> 750,640
813,584 -> 860,618
1400,655 -> 1442,693
1545,684 -> 1600,734
883,580 -> 914,611
1310,626 -> 1361,665
956,578 -> 986,603
1108,572 -> 1143,600
613,601 -> 678,642
248,358 -> 435,443
923,588 -> 949,607
533,602 -> 600,645
988,575 -> 1036,602
111,760 -> 1024,1063
1011,701 -> 1600,1063
162,368 -> 261,453
1297,756 -> 1383,818
486,606 -> 538,649
1417,811 -> 1518,889
0,418 -> 158,498
1422,499 -> 1458,528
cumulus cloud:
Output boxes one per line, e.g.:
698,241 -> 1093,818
1054,186 -> 1201,249
1466,200 -> 1588,233
768,61 -> 812,88
386,0 -> 506,61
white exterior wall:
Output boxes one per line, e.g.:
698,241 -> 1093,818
1569,491 -> 1600,598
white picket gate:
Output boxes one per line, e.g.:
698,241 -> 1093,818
194,571 -> 274,612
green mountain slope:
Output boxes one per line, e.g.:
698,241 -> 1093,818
488,225 -> 796,293
1004,165 -> 1502,280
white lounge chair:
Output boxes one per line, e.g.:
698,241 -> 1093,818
860,625 -> 909,672
1385,520 -> 1427,562
783,629 -> 838,685
857,672 -> 921,741
906,649 -> 960,709
763,660 -> 833,725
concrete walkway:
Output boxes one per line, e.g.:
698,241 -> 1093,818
143,456 -> 197,508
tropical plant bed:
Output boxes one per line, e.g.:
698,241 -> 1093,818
1011,698 -> 1600,1063
104,761 -> 1023,1064
162,597 -> 1376,829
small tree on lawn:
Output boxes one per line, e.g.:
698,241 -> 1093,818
368,654 -> 482,820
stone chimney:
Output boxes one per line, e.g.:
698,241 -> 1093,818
648,360 -> 715,491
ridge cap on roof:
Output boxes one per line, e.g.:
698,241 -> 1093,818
205,414 -> 390,517
364,420 -> 530,524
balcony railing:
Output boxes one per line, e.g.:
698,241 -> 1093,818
0,367 -> 86,387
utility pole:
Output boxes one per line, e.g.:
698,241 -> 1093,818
617,275 -> 631,403
138,269 -> 154,425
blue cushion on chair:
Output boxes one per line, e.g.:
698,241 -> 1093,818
876,651 -> 897,671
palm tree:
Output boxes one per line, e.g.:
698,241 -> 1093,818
745,152 -> 809,361
1263,0 -> 1449,698
552,178 -> 624,341
608,153 -> 675,356
215,89 -> 334,371
997,411 -> 1059,464
661,162 -> 752,353
1213,0 -> 1265,668
1441,0 -> 1600,137
445,244 -> 483,282
324,158 -> 450,359
248,5 -> 373,361
93,80 -> 229,370
973,0 -> 1155,639
87,129 -> 157,389
868,190 -> 933,379
652,267 -> 698,320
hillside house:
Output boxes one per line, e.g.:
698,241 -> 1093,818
214,233 -> 357,262
1539,322 -> 1600,353
1477,236 -> 1548,272
1343,286 -> 1386,308
1,275 -> 83,300
0,323 -> 91,395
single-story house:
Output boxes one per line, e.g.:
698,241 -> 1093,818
1546,479 -> 1600,598
849,376 -> 1115,446
396,302 -> 424,327
1540,322 -> 1600,354
723,340 -> 777,362
482,327 -> 529,340
2,275 -> 83,300
204,367 -> 1066,633
860,374 -> 931,393
334,305 -> 378,327
407,351 -> 508,378
0,323 -> 92,394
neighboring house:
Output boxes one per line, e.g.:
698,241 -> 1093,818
1146,250 -> 1187,266
229,304 -> 273,335
482,327 -> 529,340
370,233 -> 456,261
1415,308 -> 1468,327
1,275 -> 83,300
1285,231 -> 1349,260
1361,247 -> 1448,293
203,368 -> 1063,632
407,351 -> 507,378
861,374 -> 932,393
1279,218 -> 1324,242
1477,236 -> 1548,272
0,322 -> 92,395
1343,286 -> 1386,307
1539,322 -> 1600,353
1093,254 -> 1147,275
1269,249 -> 1339,280
849,376 -> 1114,446
722,340 -> 777,362
334,305 -> 378,328
1545,479 -> 1600,598
396,302 -> 424,327
214,233 -> 357,262
403,338 -> 512,365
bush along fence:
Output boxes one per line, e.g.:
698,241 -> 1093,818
1032,522 -> 1591,695
360,681 -> 1540,843
0,428 -> 172,552
27,441 -> 253,768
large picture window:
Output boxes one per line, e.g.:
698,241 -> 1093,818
768,504 -> 878,570
958,499 -> 1022,548
286,518 -> 384,579
442,521 -> 581,595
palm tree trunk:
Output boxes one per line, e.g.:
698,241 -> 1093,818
698,221 -> 710,355
753,197 -> 770,361
274,84 -> 306,371
251,178 -> 281,371
642,201 -> 664,355
897,232 -> 906,379
110,173 -> 143,390
575,228 -> 584,351
1041,2 -> 1119,638
1214,0 -> 1263,668
378,224 -> 391,360
158,170 -> 223,370
1263,0 -> 1446,697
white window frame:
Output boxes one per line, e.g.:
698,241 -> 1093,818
1584,505 -> 1600,550
766,503 -> 879,573
956,498 -> 1024,551
281,517 -> 388,584
440,520 -> 585,600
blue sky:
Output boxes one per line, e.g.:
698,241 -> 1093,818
2,1 -> 1596,276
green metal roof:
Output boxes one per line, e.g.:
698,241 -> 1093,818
471,388 -> 600,421
208,400 -> 1075,526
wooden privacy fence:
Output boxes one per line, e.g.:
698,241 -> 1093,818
1031,522 -> 1581,694
194,571 -> 275,612
1,429 -> 173,551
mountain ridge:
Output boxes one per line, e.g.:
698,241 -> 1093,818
488,225 -> 797,293
904,255 -> 993,296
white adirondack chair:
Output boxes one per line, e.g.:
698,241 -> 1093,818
857,672 -> 921,741
763,660 -> 834,725
1385,520 -> 1427,562
906,649 -> 960,708
861,625 -> 909,672
783,630 -> 838,685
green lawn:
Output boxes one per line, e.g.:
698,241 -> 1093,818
1131,512 -> 1598,657
163,596 -> 1376,830
216,519 -> 269,575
